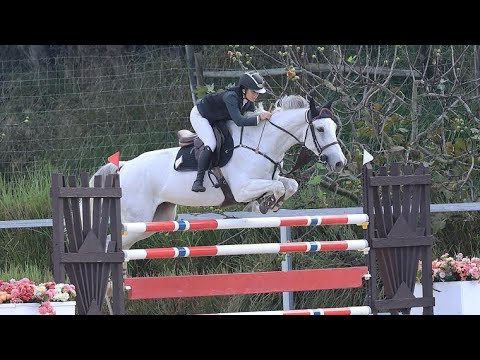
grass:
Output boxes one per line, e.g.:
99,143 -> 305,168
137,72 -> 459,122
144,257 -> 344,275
0,163 -> 53,220
0,165 -> 54,270
0,263 -> 53,284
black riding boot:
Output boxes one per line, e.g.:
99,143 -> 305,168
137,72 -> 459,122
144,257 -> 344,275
191,146 -> 213,192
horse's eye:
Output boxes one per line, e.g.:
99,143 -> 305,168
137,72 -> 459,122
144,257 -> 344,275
317,127 -> 324,133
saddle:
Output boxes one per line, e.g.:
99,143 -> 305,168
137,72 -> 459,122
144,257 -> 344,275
174,123 -> 236,207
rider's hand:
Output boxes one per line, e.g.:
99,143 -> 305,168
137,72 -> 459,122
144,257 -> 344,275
259,111 -> 272,121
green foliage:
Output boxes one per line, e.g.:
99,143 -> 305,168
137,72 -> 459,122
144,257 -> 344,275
193,84 -> 216,99
0,263 -> 53,284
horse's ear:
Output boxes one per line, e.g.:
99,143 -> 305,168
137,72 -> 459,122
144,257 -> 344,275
309,97 -> 319,117
323,99 -> 334,110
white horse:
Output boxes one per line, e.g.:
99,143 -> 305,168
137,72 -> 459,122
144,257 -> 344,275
91,95 -> 347,250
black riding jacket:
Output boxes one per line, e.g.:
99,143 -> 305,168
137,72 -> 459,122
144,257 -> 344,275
196,86 -> 258,126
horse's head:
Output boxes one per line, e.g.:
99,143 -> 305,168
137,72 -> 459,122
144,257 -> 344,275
305,97 -> 347,172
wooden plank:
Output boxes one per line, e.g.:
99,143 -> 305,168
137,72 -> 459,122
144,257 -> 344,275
80,173 -> 92,239
380,166 -> 393,233
407,166 -> 423,285
401,165 -> 413,223
399,164 -> 412,292
378,166 -> 397,295
67,175 -> 93,305
389,163 -> 402,298
374,297 -> 435,311
363,164 -> 377,309
68,176 -> 84,254
58,187 -> 122,198
124,267 -> 369,300
369,175 -> 431,186
194,52 -> 205,86
202,64 -> 421,79
98,175 -> 114,250
61,253 -> 124,263
372,236 -> 434,248
372,185 -> 386,238
92,177 -> 103,244
51,174 -> 66,282
391,163 -> 401,221
409,166 -> 422,229
109,174 -> 125,314
63,195 -> 77,253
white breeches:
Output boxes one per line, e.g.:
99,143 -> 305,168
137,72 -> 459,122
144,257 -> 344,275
190,106 -> 217,151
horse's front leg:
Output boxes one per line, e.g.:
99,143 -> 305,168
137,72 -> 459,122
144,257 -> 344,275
272,177 -> 299,212
234,179 -> 285,214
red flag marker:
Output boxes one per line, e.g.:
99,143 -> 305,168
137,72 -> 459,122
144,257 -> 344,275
108,152 -> 120,167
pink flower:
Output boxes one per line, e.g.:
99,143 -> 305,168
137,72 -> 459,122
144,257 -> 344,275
0,278 -> 76,314
425,252 -> 480,283
38,301 -> 56,315
46,288 -> 56,298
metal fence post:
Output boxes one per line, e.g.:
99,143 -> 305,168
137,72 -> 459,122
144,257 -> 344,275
280,226 -> 294,310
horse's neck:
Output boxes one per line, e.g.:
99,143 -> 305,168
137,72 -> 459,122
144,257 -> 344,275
229,108 -> 306,162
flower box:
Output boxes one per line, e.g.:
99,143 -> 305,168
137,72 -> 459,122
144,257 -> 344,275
0,300 -> 76,315
1,278 -> 77,315
411,281 -> 480,315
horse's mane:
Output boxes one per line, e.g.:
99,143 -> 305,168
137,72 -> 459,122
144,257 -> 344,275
244,95 -> 308,118
273,95 -> 309,112
246,95 -> 309,116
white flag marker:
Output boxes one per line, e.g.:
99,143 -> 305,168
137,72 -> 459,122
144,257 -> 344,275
362,149 -> 374,165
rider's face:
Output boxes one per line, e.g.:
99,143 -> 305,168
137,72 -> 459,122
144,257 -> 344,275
244,88 -> 260,102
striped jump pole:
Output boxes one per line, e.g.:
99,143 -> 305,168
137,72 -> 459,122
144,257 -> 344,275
122,214 -> 369,234
209,306 -> 372,315
123,239 -> 370,261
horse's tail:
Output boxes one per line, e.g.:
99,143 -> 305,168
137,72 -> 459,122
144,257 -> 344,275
81,161 -> 126,251
89,161 -> 125,187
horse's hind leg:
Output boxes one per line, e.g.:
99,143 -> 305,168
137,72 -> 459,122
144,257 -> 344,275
153,202 -> 177,222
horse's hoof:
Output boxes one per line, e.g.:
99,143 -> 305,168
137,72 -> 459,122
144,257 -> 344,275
272,204 -> 282,212
271,195 -> 285,213
259,195 -> 276,214
259,203 -> 269,214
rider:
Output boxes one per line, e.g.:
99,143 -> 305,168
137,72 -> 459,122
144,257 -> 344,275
189,71 -> 272,192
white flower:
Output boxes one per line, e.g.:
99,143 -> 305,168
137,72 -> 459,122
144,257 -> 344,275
34,285 -> 47,297
53,292 -> 70,302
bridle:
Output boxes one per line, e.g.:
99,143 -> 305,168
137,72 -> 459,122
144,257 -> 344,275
275,107 -> 339,157
227,106 -> 339,179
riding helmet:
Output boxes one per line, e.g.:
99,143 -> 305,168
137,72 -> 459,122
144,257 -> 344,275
239,71 -> 266,93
